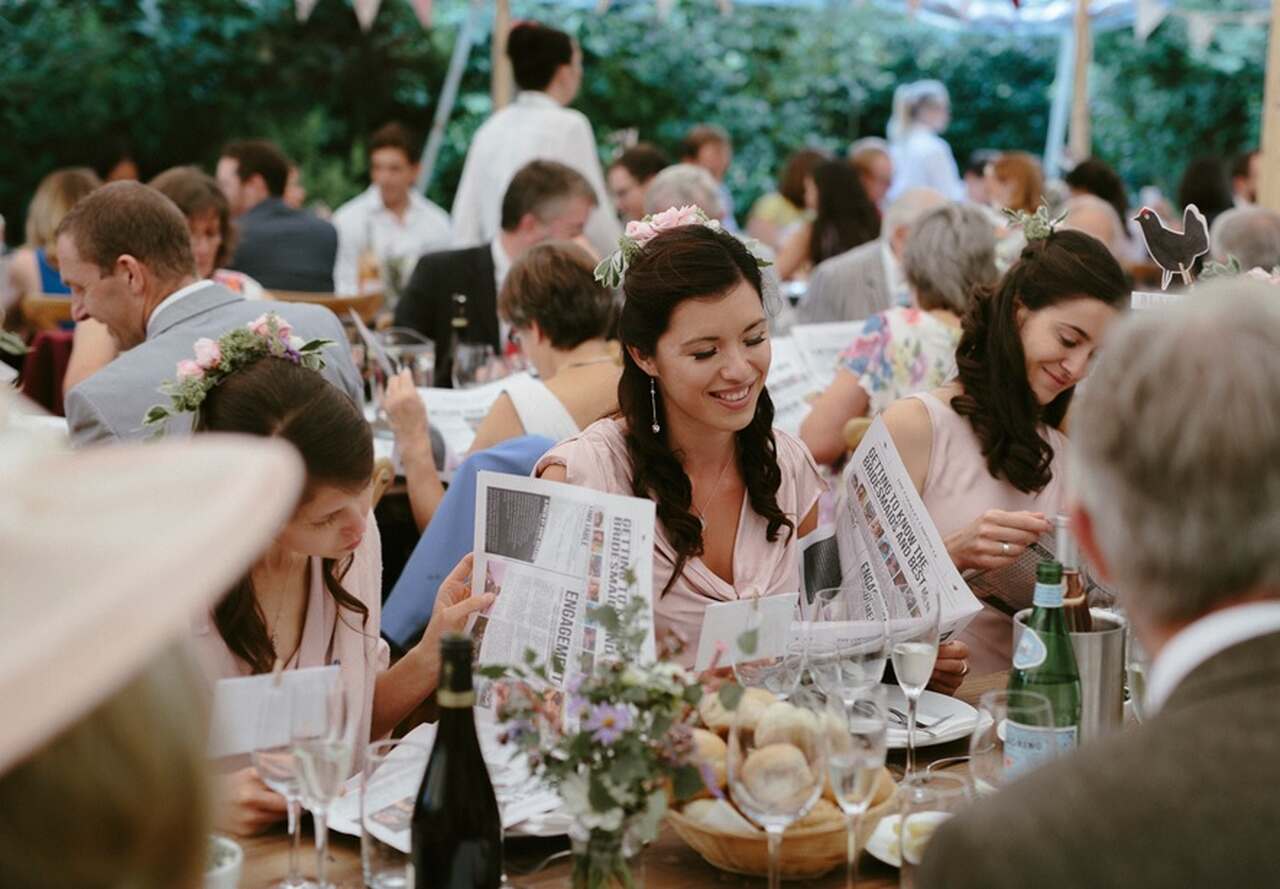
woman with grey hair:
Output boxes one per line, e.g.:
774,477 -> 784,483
800,203 -> 996,465
643,162 -> 724,219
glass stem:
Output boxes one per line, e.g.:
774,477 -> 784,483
766,826 -> 783,889
844,811 -> 856,889
906,694 -> 919,776
315,808 -> 329,888
286,796 -> 302,882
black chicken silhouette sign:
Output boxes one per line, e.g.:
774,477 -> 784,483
1133,204 -> 1210,290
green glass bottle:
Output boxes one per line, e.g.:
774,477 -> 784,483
1006,560 -> 1082,774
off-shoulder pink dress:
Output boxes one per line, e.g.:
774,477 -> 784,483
535,418 -> 826,667
190,517 -> 390,770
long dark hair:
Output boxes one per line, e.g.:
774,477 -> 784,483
196,357 -> 374,673
618,225 -> 795,596
952,229 -> 1127,494
809,159 -> 880,268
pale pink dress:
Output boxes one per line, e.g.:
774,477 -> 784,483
535,418 -> 826,667
190,517 -> 390,770
909,391 -> 1068,675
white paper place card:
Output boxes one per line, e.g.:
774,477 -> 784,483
207,664 -> 341,758
1131,290 -> 1183,310
694,593 -> 799,671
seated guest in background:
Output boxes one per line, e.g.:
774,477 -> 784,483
921,282 -> 1280,889
775,158 -> 880,281
332,122 -> 451,296
880,228 -> 1127,673
800,203 -> 997,464
848,137 -> 894,210
797,187 -> 945,323
1177,155 -> 1235,230
5,167 -> 100,311
168,335 -> 489,835
607,143 -> 670,224
1231,148 -> 1260,207
962,149 -> 999,206
451,21 -> 619,256
746,147 -> 828,251
1064,157 -> 1130,228
217,139 -> 337,292
283,163 -> 307,210
57,182 -> 359,446
394,160 -> 596,387
644,163 -> 724,220
63,166 -> 267,394
1061,193 -> 1130,262
385,241 -> 619,531
680,124 -> 738,233
985,151 -> 1043,215
1211,206 -> 1280,271
91,136 -> 141,182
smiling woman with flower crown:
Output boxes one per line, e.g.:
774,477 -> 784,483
146,313 -> 493,839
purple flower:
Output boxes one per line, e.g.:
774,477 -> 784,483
584,703 -> 632,745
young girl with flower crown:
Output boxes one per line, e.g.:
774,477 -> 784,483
147,315 -> 492,837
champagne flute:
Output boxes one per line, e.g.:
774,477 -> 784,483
293,680 -> 353,889
887,586 -> 941,777
967,689 -> 1054,793
451,342 -> 496,389
824,685 -> 888,889
898,772 -> 970,889
727,685 -> 828,889
807,583 -> 889,705
732,598 -> 807,701
253,679 -> 316,889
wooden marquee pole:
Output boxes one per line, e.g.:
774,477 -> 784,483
1260,0 -> 1280,211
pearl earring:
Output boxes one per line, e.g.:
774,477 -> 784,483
649,376 -> 661,434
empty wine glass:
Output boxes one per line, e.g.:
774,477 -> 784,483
727,685 -> 828,889
968,689 -> 1054,793
898,772 -> 970,889
887,584 -> 941,777
732,598 -> 807,700
451,342 -> 496,389
253,678 -> 315,889
807,583 -> 889,706
293,681 -> 352,889
824,685 -> 888,889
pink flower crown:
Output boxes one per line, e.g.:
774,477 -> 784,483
593,205 -> 771,289
142,313 -> 332,430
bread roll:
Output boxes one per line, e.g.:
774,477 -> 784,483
698,686 -> 777,734
692,727 -> 728,791
754,701 -> 821,758
823,764 -> 896,807
789,798 -> 844,832
682,798 -> 759,836
740,743 -> 815,810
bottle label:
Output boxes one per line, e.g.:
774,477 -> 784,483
1033,581 -> 1065,608
1003,721 -> 1077,777
1012,627 -> 1048,669
438,689 -> 476,708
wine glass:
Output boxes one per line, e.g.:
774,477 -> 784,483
293,681 -> 353,889
898,772 -> 970,889
451,342 -> 496,389
824,685 -> 888,889
887,584 -> 941,776
807,583 -> 889,706
727,685 -> 828,889
967,689 -> 1054,794
731,598 -> 807,700
253,679 -> 315,889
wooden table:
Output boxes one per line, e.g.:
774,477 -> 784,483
241,673 -> 1006,888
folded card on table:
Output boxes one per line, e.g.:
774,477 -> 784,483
694,593 -> 799,671
207,665 -> 340,758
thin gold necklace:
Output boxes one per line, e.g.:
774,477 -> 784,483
694,450 -> 735,529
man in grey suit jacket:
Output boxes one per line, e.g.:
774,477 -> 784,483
919,280 -> 1280,889
55,181 -> 361,447
797,187 -> 945,323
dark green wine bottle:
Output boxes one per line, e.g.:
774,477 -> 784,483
1006,561 -> 1082,773
412,633 -> 503,889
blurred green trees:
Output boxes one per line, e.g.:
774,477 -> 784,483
0,0 -> 1265,244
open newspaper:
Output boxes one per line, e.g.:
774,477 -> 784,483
790,321 -> 865,390
766,335 -> 824,437
469,471 -> 657,706
806,417 -> 982,640
416,373 -> 530,459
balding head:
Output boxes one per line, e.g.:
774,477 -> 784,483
1211,206 -> 1280,271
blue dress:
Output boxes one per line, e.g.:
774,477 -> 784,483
36,248 -> 69,295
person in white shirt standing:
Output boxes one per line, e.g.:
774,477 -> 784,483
886,80 -> 965,203
450,21 -> 619,258
332,122 -> 451,297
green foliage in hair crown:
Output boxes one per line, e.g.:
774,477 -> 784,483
1003,201 -> 1067,243
142,313 -> 332,432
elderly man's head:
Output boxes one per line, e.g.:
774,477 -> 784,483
1071,280 -> 1280,649
1211,207 -> 1280,271
1062,194 -> 1128,262
643,163 -> 724,220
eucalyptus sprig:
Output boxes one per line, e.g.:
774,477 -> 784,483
1003,200 -> 1067,242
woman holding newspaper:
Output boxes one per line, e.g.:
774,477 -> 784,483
880,225 -> 1128,672
537,215 -> 970,691
145,317 -> 491,836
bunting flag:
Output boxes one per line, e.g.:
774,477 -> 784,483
353,0 -> 382,31
406,0 -> 432,29
1133,0 -> 1168,44
1186,12 -> 1215,53
295,0 -> 320,23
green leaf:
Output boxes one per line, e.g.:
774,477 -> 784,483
671,764 -> 706,801
718,682 -> 744,712
736,627 -> 758,656
475,665 -> 508,680
588,772 -> 617,812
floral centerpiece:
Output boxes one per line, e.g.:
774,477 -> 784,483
480,576 -> 741,889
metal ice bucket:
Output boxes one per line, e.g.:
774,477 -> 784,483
1012,608 -> 1126,744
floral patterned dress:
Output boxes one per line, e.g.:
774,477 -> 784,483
837,307 -> 961,416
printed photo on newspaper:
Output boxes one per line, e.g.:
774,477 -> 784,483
832,417 -> 982,641
469,471 -> 657,708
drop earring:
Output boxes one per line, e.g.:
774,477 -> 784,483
649,376 -> 661,434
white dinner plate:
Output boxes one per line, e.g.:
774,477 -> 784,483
882,684 -> 978,749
